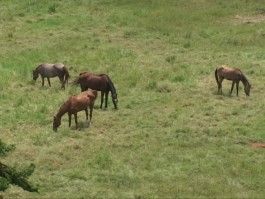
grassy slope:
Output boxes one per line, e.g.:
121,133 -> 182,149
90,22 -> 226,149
1,0 -> 265,198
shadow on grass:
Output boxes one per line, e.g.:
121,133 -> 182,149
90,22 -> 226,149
69,121 -> 92,132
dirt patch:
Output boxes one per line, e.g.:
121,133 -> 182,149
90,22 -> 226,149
251,143 -> 265,148
232,14 -> 265,25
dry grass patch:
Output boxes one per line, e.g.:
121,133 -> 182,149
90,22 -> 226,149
232,14 -> 265,24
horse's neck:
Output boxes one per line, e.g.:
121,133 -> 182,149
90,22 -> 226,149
110,86 -> 117,97
241,75 -> 249,86
107,80 -> 117,97
55,101 -> 69,120
35,66 -> 42,74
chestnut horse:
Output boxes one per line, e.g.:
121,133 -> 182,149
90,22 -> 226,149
33,63 -> 70,89
71,72 -> 118,109
53,90 -> 97,132
215,65 -> 251,96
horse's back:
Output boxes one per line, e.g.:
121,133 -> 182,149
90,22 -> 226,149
80,73 -> 109,91
38,63 -> 65,77
41,63 -> 65,70
69,91 -> 97,112
217,65 -> 234,72
79,90 -> 98,101
80,72 -> 105,81
216,65 -> 242,80
53,63 -> 65,70
68,95 -> 88,112
84,90 -> 98,100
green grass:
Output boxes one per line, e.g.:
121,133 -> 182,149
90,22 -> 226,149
1,0 -> 265,198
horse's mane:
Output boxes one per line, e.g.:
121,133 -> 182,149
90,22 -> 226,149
233,68 -> 249,85
241,73 -> 250,86
55,99 -> 71,118
34,64 -> 43,71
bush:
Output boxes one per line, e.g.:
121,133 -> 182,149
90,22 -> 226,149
0,177 -> 9,191
0,140 -> 37,192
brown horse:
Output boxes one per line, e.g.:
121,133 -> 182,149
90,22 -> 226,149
53,90 -> 98,132
71,72 -> 118,109
33,63 -> 70,89
215,65 -> 251,96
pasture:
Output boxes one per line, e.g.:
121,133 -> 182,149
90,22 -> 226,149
1,0 -> 265,198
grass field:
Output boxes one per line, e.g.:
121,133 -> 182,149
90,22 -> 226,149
1,0 -> 265,198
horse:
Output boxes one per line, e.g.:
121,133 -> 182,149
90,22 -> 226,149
32,63 -> 70,89
53,90 -> 98,132
215,65 -> 251,96
71,72 -> 118,109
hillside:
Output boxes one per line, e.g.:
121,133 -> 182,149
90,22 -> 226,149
1,0 -> 265,198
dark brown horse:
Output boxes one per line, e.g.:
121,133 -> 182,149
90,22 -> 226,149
33,63 -> 70,89
53,90 -> 98,132
215,65 -> 251,96
71,72 -> 118,109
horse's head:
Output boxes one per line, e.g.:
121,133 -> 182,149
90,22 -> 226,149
244,83 -> 251,96
32,70 -> 39,80
112,94 -> 118,109
53,116 -> 61,132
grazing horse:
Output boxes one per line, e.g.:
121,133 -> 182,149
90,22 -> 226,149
32,63 -> 70,89
215,65 -> 251,96
71,72 -> 118,109
53,90 -> 98,132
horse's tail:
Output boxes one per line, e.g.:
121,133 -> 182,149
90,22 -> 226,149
70,76 -> 80,87
215,68 -> 219,84
63,66 -> 70,84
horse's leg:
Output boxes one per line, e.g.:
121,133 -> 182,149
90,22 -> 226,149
218,78 -> 224,95
74,113 -> 78,129
230,81 -> 235,95
105,91 -> 109,108
47,77 -> 51,87
85,108 -> 88,121
217,82 -> 221,94
100,91 -> 104,109
216,78 -> 220,94
89,103 -> 94,126
236,81 -> 239,96
41,76 -> 45,87
68,112 -> 72,127
59,76 -> 65,89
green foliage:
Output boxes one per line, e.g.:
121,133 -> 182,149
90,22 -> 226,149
0,140 -> 15,157
0,177 -> 9,191
0,162 -> 37,192
0,141 -> 36,192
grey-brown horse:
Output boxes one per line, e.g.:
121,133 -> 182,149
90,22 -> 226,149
32,63 -> 70,89
215,65 -> 251,96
